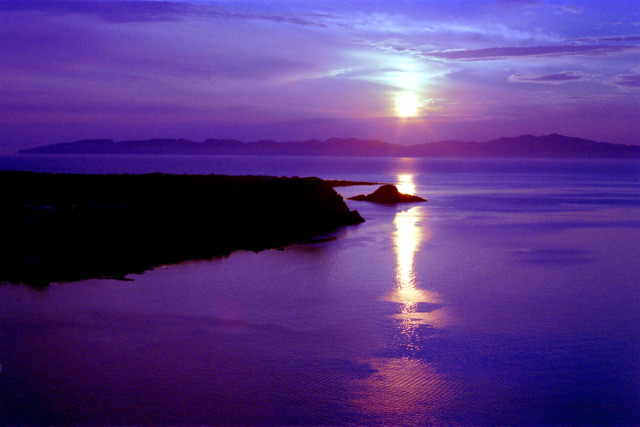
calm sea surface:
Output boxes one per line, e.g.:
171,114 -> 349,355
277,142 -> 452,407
1,154 -> 639,425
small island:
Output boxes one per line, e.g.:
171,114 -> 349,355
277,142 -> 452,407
0,172 -> 364,286
348,184 -> 427,204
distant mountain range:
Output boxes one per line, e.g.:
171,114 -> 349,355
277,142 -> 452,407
19,134 -> 640,158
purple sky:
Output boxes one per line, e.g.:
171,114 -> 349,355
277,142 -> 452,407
1,0 -> 639,152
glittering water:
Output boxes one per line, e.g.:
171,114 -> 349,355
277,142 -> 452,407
1,155 -> 639,425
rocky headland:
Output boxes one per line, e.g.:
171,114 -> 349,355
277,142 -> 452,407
0,172 -> 364,286
348,184 -> 427,204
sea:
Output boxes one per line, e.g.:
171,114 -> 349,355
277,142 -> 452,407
1,154 -> 639,425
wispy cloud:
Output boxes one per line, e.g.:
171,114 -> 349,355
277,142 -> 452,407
572,35 -> 640,42
562,4 -> 584,14
423,44 -> 638,61
612,74 -> 640,87
0,0 -> 195,22
0,0 -> 329,27
508,71 -> 593,84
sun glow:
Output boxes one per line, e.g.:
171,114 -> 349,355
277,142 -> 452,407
395,93 -> 420,117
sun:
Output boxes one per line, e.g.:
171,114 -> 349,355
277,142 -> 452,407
395,93 -> 420,117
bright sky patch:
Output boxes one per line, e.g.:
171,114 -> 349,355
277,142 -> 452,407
395,93 -> 420,117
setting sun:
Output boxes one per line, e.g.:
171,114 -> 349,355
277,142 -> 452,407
395,93 -> 420,117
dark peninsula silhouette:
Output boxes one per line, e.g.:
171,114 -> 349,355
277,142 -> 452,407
0,172 -> 364,286
19,134 -> 640,158
349,185 -> 427,204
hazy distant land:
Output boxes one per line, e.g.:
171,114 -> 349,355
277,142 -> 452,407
0,172 -> 364,286
19,134 -> 640,158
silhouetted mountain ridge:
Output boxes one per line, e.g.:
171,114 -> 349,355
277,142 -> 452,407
19,134 -> 640,158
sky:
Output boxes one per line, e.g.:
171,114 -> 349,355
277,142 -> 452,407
1,0 -> 639,152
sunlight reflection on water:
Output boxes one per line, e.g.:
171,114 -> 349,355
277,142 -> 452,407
396,173 -> 416,196
390,174 -> 446,334
391,205 -> 451,345
354,175 -> 456,422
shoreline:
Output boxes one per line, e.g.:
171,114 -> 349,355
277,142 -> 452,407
0,171 -> 364,286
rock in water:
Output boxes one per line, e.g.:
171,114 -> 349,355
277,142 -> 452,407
348,184 -> 427,204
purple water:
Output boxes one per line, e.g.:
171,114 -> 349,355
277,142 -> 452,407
1,155 -> 639,425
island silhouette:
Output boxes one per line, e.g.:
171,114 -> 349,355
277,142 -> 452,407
349,185 -> 427,204
19,134 -> 640,158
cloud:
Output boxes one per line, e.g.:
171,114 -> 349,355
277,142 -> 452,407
0,6 -> 335,83
0,0 -> 194,22
562,4 -> 583,14
423,44 -> 639,61
493,0 -> 541,6
612,74 -> 640,88
0,0 -> 329,26
508,71 -> 592,84
355,38 -> 425,56
572,35 -> 640,42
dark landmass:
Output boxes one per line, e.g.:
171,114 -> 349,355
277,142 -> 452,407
0,172 -> 364,287
326,180 -> 380,187
19,134 -> 640,158
349,185 -> 427,204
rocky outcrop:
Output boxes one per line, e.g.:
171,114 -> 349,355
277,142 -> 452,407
348,184 -> 427,204
0,172 -> 364,286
